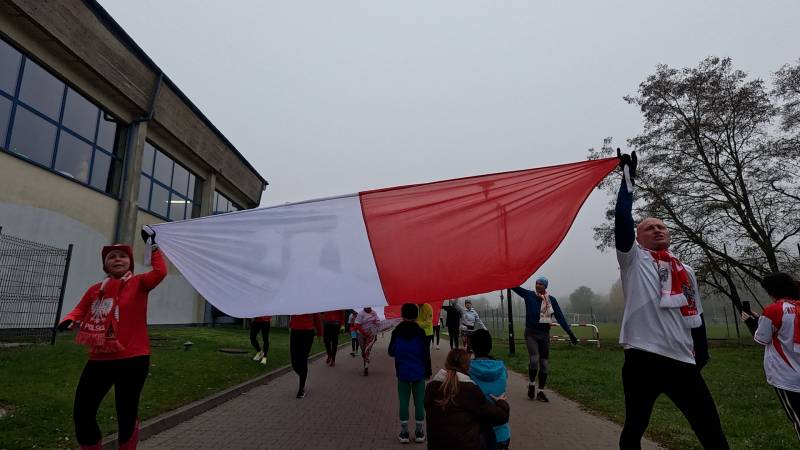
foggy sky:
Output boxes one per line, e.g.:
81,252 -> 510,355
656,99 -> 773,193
99,0 -> 800,299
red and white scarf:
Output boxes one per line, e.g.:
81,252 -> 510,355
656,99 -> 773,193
537,292 -> 555,324
649,249 -> 701,328
75,272 -> 132,353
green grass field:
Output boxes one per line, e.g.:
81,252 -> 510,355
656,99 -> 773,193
0,326 -> 327,450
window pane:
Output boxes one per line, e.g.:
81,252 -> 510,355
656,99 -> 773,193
169,194 -> 187,221
149,182 -> 169,217
96,114 -> 117,150
18,59 -> 64,120
0,96 -> 11,147
90,151 -> 112,191
141,142 -> 155,175
9,106 -> 57,166
153,150 -> 173,185
187,174 -> 196,200
0,39 -> 21,95
171,163 -> 189,196
62,88 -> 98,140
54,132 -> 92,183
138,175 -> 151,209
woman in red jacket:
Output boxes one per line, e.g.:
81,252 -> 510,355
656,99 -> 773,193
289,313 -> 323,398
58,228 -> 166,450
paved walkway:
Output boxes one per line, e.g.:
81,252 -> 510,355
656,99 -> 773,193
141,336 -> 661,449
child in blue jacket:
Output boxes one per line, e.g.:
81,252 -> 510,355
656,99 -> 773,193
389,303 -> 433,444
469,329 -> 510,450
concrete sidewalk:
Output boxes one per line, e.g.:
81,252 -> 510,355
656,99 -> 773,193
141,336 -> 662,449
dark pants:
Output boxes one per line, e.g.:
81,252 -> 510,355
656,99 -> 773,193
775,387 -> 800,441
524,328 -> 550,388
433,325 -> 440,346
249,321 -> 271,354
448,325 -> 460,349
351,334 -> 359,352
620,349 -> 729,450
290,329 -> 316,392
74,355 -> 149,446
323,322 -> 340,360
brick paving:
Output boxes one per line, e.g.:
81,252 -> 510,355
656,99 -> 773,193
141,336 -> 662,449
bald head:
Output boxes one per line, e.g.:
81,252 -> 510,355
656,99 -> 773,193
636,217 -> 670,250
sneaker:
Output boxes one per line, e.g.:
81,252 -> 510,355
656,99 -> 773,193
527,384 -> 536,399
260,356 -> 267,365
350,352 -> 356,357
252,351 -> 263,361
397,430 -> 410,444
536,390 -> 549,403
414,429 -> 425,443
296,389 -> 305,399
364,366 -> 369,376
435,345 -> 440,350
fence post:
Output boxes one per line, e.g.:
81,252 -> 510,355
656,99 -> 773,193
506,288 -> 515,355
51,244 -> 73,345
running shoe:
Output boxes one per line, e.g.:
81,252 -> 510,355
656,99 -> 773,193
296,389 -> 305,399
364,366 -> 369,376
260,356 -> 267,365
397,430 -> 410,444
252,351 -> 263,361
414,429 -> 425,443
527,384 -> 536,399
536,390 -> 549,403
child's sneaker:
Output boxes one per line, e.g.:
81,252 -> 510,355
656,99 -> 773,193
536,390 -> 549,402
252,351 -> 263,361
414,429 -> 425,443
397,430 -> 410,444
260,356 -> 267,365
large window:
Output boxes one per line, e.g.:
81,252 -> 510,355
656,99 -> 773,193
138,141 -> 202,221
213,190 -> 240,215
0,37 -> 120,193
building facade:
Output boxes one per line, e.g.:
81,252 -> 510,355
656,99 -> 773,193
0,0 -> 266,325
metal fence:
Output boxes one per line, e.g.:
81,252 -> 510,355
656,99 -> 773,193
0,228 -> 72,344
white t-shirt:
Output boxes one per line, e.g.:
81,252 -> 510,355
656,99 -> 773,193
617,244 -> 703,364
754,301 -> 800,392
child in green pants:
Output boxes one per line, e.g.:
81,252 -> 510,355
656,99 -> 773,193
389,303 -> 432,443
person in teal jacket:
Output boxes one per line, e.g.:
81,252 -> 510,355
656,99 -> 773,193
468,329 -> 510,449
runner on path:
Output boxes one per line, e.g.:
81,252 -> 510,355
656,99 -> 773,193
249,316 -> 271,365
354,307 -> 380,376
322,310 -> 345,367
511,276 -> 577,402
58,227 -> 166,450
288,313 -> 323,399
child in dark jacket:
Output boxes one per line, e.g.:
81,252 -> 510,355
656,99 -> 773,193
389,303 -> 433,444
425,349 -> 510,450
469,329 -> 510,450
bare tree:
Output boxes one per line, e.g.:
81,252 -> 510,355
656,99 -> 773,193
590,57 -> 800,311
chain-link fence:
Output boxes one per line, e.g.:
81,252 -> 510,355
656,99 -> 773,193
0,228 -> 72,344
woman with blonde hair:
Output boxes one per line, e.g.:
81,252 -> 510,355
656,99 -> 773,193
424,349 -> 510,450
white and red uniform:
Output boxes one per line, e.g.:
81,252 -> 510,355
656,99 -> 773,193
754,300 -> 800,392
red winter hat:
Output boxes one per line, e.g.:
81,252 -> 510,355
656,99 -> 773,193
101,244 -> 134,273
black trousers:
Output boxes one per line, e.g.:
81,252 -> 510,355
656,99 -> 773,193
290,329 -> 316,392
249,321 -> 271,354
74,355 -> 150,445
775,387 -> 800,441
524,328 -> 550,388
448,325 -> 460,349
620,349 -> 729,450
323,322 -> 340,360
433,325 -> 440,346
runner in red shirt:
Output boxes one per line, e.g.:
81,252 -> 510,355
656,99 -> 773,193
322,310 -> 345,366
289,313 -> 323,398
58,227 -> 166,450
250,316 -> 271,365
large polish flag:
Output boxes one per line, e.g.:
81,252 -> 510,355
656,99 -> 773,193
151,158 -> 618,317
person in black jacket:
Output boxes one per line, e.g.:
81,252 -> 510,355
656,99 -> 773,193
389,303 -> 432,443
425,348 -> 509,450
442,301 -> 462,349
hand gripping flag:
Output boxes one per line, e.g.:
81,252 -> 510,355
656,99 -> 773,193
151,158 -> 618,316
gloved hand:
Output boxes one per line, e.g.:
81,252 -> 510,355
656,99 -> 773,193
141,225 -> 156,245
616,148 -> 637,180
57,319 -> 74,332
568,332 -> 578,345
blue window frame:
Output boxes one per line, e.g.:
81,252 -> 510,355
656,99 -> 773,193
213,190 -> 241,215
138,141 -> 202,221
0,36 -> 121,195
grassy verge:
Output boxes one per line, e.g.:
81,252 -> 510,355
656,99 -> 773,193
496,340 -> 795,449
0,326 -> 328,450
